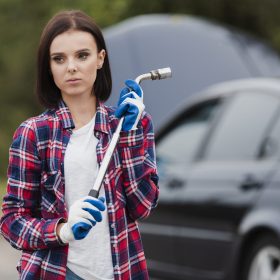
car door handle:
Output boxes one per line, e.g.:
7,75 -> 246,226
239,176 -> 262,191
167,178 -> 185,189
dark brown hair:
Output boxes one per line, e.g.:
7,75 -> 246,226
36,10 -> 112,108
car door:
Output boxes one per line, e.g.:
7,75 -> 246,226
140,98 -> 224,279
172,91 -> 280,278
142,90 -> 280,279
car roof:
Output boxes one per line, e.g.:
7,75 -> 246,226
156,77 -> 280,137
104,14 -> 280,132
205,77 -> 280,96
189,77 -> 280,106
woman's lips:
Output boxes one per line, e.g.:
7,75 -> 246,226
66,78 -> 81,84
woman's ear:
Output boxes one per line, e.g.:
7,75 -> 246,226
97,49 -> 106,69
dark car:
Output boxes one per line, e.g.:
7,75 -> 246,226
140,77 -> 280,280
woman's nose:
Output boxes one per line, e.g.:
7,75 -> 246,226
67,59 -> 78,74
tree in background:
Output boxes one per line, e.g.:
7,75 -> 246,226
123,0 -> 280,51
1,0 -> 280,179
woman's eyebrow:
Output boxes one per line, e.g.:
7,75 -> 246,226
76,48 -> 91,53
50,48 -> 91,56
50,52 -> 64,57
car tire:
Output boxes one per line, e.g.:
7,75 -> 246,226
241,234 -> 280,280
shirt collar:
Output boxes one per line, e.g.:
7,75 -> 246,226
56,99 -> 109,134
94,101 -> 109,134
56,100 -> 75,129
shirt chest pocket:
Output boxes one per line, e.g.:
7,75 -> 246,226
40,170 -> 64,217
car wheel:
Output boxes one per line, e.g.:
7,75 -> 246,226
242,235 -> 280,280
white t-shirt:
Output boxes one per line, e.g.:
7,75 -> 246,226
64,115 -> 114,280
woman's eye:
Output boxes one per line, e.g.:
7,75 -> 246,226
52,56 -> 64,64
78,52 -> 89,60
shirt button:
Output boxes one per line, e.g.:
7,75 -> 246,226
114,265 -> 119,270
111,223 -> 115,229
113,244 -> 117,248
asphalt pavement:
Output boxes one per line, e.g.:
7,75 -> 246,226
0,236 -> 20,279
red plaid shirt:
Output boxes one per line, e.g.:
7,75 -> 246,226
0,100 -> 159,280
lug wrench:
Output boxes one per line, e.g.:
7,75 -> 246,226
88,67 -> 172,198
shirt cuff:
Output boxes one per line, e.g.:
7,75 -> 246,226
42,218 -> 67,247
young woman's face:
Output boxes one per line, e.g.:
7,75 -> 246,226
50,29 -> 105,100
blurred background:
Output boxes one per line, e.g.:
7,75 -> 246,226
1,0 -> 280,279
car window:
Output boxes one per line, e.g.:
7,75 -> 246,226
204,92 -> 280,161
260,112 -> 280,159
156,100 -> 221,165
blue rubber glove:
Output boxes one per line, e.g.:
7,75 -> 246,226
115,79 -> 145,131
59,196 -> 106,243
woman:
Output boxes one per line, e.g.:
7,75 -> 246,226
0,10 -> 159,280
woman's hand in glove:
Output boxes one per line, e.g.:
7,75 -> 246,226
57,196 -> 106,243
115,79 -> 145,131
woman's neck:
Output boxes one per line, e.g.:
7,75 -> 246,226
63,95 -> 97,130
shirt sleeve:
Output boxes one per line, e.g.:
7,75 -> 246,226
0,120 -> 63,251
118,112 -> 159,221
